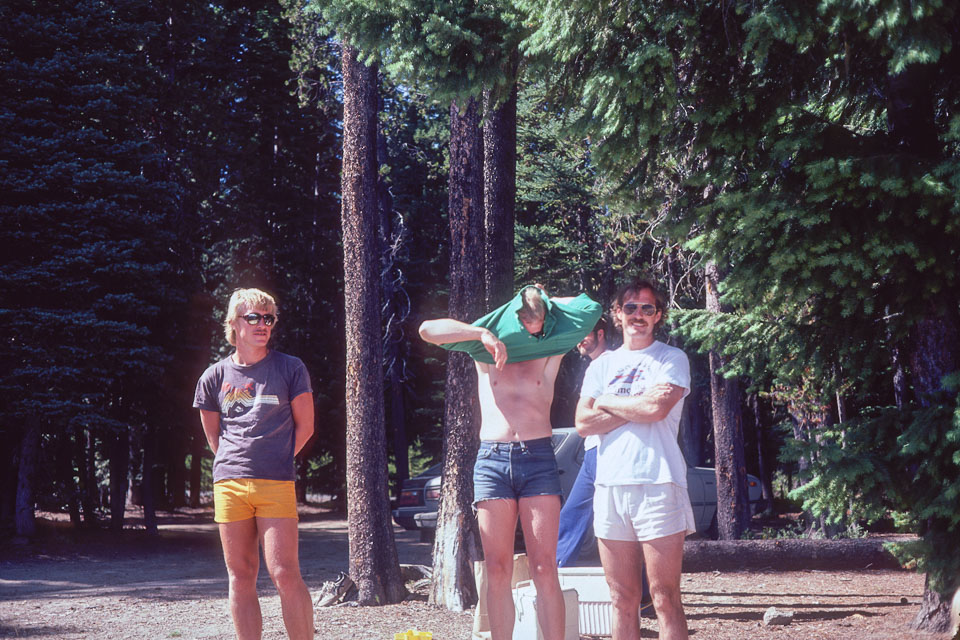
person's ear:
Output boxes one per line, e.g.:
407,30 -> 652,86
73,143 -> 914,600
597,329 -> 604,341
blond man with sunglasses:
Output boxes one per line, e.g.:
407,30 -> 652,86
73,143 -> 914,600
575,279 -> 694,640
194,288 -> 315,640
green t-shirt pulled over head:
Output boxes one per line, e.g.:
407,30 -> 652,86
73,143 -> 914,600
440,288 -> 602,364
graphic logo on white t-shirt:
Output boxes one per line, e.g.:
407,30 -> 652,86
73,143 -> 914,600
608,364 -> 650,396
220,382 -> 280,416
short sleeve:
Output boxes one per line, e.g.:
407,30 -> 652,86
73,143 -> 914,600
657,349 -> 691,397
193,366 -> 221,412
580,357 -> 605,399
287,357 -> 313,399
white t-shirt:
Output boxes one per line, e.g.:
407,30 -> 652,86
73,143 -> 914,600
580,341 -> 690,487
581,350 -> 613,452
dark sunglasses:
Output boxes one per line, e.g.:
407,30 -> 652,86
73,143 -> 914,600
242,312 -> 276,326
621,302 -> 658,317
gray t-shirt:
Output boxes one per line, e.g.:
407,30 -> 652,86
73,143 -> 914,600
193,351 -> 312,483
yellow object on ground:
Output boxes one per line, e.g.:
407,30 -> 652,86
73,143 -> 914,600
393,630 -> 432,639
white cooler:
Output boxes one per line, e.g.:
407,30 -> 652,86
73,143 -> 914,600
512,580 -> 579,640
557,567 -> 649,636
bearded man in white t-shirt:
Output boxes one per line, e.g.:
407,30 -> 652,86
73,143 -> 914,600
575,279 -> 695,640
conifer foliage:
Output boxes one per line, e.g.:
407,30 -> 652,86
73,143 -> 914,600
0,0 -> 176,533
522,0 -> 960,630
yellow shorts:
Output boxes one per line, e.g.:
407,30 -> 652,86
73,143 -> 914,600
213,479 -> 298,523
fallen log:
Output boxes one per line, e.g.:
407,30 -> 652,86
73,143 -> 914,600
682,537 -> 911,572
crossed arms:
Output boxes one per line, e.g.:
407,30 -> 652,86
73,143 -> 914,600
574,383 -> 686,437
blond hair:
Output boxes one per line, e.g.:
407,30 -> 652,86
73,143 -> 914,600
224,288 -> 278,346
517,286 -> 547,322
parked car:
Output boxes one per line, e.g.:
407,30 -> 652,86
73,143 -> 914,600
391,462 -> 442,531
409,428 -> 763,540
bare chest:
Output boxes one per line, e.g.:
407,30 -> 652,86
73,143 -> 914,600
488,359 -> 551,391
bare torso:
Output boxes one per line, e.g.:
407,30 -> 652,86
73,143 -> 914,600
475,354 -> 564,441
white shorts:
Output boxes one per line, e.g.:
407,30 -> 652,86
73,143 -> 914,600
593,483 -> 696,542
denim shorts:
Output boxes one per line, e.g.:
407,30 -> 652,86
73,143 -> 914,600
473,437 -> 562,505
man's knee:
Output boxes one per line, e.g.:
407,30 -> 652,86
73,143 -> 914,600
608,578 -> 643,611
484,553 -> 515,584
225,553 -> 259,586
268,562 -> 304,593
649,581 -> 682,612
227,564 -> 258,591
527,553 -> 559,583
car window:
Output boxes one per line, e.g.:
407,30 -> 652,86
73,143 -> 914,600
550,433 -> 566,451
416,462 -> 442,478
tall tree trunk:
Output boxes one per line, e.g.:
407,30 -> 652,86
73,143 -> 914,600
58,430 -> 81,527
705,262 -> 750,539
749,393 -> 775,515
679,376 -> 705,467
189,428 -> 203,508
907,305 -> 960,631
15,425 -> 40,538
341,44 -> 406,606
378,129 -> 409,485
79,428 -> 99,526
482,73 -> 517,310
908,310 -> 959,409
430,95 -> 484,611
1,428 -> 16,527
142,425 -> 158,535
109,426 -> 129,531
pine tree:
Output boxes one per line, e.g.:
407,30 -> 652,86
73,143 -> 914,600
295,0 -> 527,609
340,44 -> 408,605
522,0 -> 960,629
432,95 -> 486,611
0,0 -> 177,534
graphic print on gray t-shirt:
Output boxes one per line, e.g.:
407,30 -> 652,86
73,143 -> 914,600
193,351 -> 312,483
221,382 -> 280,417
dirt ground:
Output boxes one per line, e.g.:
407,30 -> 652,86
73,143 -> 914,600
0,505 -> 952,640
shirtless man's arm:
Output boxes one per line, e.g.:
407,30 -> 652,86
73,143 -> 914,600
575,383 -> 685,436
419,318 -> 507,370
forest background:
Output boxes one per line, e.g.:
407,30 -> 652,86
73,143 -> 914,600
1,0 -> 959,633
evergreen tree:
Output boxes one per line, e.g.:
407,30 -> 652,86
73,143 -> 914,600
513,81 -> 610,295
340,44 -> 407,605
705,263 -> 750,539
432,96 -> 486,611
522,0 -> 960,629
0,0 -> 177,533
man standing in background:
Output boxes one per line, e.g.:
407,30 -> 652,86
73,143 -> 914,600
556,316 -> 609,567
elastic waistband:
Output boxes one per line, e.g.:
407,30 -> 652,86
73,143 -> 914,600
480,436 -> 552,448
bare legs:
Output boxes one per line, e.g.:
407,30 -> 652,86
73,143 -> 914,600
220,518 -> 262,640
477,499 -> 518,640
260,518 -> 314,640
219,517 -> 314,640
477,495 -> 565,640
598,532 -> 687,640
518,495 -> 565,640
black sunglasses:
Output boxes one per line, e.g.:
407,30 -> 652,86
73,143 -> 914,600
242,312 -> 276,326
621,302 -> 658,317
